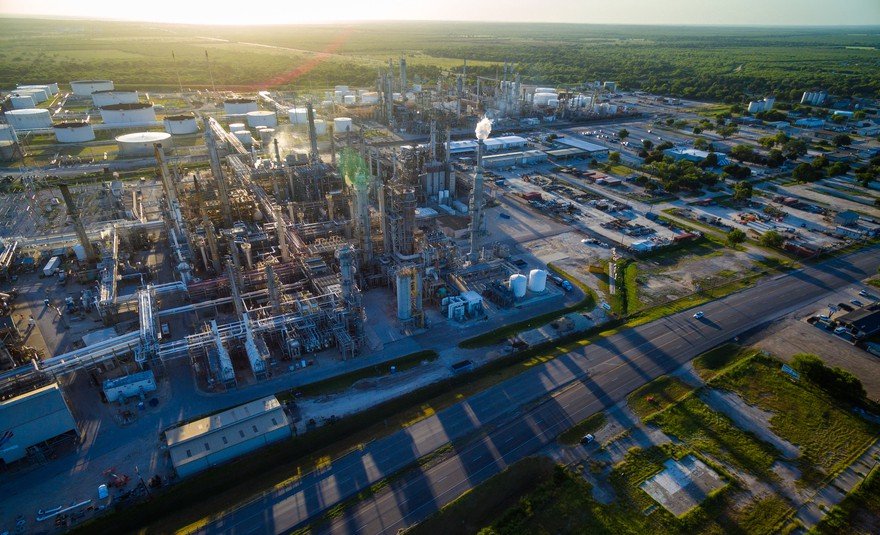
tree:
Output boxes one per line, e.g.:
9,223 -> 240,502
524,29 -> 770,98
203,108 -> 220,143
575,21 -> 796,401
724,164 -> 752,180
793,353 -> 866,405
758,135 -> 777,149
733,180 -> 753,201
767,149 -> 785,168
760,230 -> 784,248
693,126 -> 703,135
782,138 -> 808,160
727,228 -> 746,245
827,162 -> 850,177
811,155 -> 829,169
642,139 -> 654,151
833,134 -> 852,147
717,124 -> 738,139
666,118 -> 675,126
618,128 -> 629,140
693,138 -> 709,151
608,151 -> 621,164
699,152 -> 719,168
792,162 -> 822,182
731,144 -> 757,162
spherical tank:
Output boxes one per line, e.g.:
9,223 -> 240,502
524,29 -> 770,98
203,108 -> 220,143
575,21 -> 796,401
246,110 -> 277,128
509,274 -> 527,298
54,122 -> 96,143
116,132 -> 172,158
100,103 -> 156,125
92,90 -> 139,108
0,124 -> 18,142
9,95 -> 36,109
163,114 -> 199,135
288,107 -> 308,126
233,130 -> 253,145
70,80 -> 114,96
528,269 -> 547,293
223,98 -> 258,115
333,117 -> 353,134
5,109 -> 52,130
313,119 -> 327,136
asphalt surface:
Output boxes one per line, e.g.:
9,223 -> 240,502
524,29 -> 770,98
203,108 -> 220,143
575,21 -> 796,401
196,245 -> 880,535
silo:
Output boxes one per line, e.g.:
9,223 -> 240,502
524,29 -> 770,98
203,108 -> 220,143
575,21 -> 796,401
288,107 -> 308,126
116,132 -> 172,158
0,124 -> 17,142
54,121 -> 96,143
92,90 -> 139,108
246,110 -> 277,128
396,270 -> 412,320
163,114 -> 199,135
5,109 -> 52,129
509,274 -> 527,298
233,130 -> 253,145
99,103 -> 156,125
313,119 -> 327,135
333,117 -> 353,134
70,80 -> 114,96
9,94 -> 36,109
528,269 -> 547,293
223,98 -> 258,115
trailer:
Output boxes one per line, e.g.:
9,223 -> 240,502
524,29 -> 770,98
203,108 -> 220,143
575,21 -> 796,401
42,256 -> 61,278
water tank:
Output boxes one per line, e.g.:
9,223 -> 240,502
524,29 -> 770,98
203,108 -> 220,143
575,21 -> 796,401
0,124 -> 17,142
509,274 -> 527,298
233,130 -> 253,145
116,132 -> 172,158
396,271 -> 412,320
528,269 -> 547,293
333,117 -> 353,133
99,103 -> 156,125
288,107 -> 307,125
313,119 -> 327,135
223,98 -> 258,115
54,121 -> 96,143
9,94 -> 36,109
246,110 -> 277,128
5,109 -> 52,129
70,80 -> 114,96
92,90 -> 139,107
163,114 -> 199,135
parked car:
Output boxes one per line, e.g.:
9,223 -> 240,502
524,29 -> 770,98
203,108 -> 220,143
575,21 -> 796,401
834,326 -> 848,335
580,433 -> 595,445
693,311 -> 705,319
851,299 -> 864,307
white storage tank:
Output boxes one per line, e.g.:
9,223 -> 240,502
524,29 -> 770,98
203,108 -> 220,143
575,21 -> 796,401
259,128 -> 275,145
163,114 -> 199,135
313,119 -> 327,135
528,269 -> 547,293
288,107 -> 308,125
533,92 -> 556,106
334,85 -> 349,93
100,103 -> 156,125
223,98 -> 258,115
5,109 -> 52,129
233,130 -> 254,145
535,87 -> 556,94
547,98 -> 559,107
360,92 -> 379,104
343,94 -> 356,105
509,274 -> 528,298
54,121 -> 95,143
228,122 -> 245,132
333,117 -> 353,134
246,110 -> 277,128
15,88 -> 48,103
9,94 -> 36,109
17,83 -> 58,96
0,124 -> 17,142
116,132 -> 172,158
70,80 -> 114,96
92,90 -> 139,108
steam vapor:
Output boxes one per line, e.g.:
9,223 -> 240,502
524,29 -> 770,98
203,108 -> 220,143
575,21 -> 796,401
475,116 -> 492,141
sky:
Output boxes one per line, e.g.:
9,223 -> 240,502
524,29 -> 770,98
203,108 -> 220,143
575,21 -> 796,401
0,0 -> 878,26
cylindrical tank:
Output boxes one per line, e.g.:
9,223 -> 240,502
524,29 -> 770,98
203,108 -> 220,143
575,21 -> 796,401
333,117 -> 353,133
313,119 -> 327,135
70,80 -> 114,96
233,130 -> 253,145
9,95 -> 36,109
5,109 -> 52,129
396,270 -> 412,320
116,132 -> 172,158
17,83 -> 58,96
0,124 -> 17,142
14,89 -> 48,103
228,122 -> 245,132
99,103 -> 156,124
288,107 -> 308,125
259,128 -> 275,145
533,92 -> 556,106
360,92 -> 379,104
54,121 -> 96,143
510,274 -> 527,298
246,110 -> 277,128
528,269 -> 547,293
334,85 -> 349,93
547,98 -> 559,107
535,87 -> 556,94
92,90 -> 139,108
343,94 -> 356,105
0,141 -> 19,162
223,98 -> 258,115
163,114 -> 199,135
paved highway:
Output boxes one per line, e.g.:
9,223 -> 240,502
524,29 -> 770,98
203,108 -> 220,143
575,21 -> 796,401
196,246 -> 879,535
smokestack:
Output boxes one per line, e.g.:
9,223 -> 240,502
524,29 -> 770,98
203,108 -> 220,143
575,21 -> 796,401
329,124 -> 336,166
306,102 -> 319,162
400,56 -> 407,92
202,118 -> 232,227
58,183 -> 97,262
275,206 -> 290,262
273,138 -> 282,165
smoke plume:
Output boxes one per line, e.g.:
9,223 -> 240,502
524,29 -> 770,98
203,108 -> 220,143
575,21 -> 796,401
475,116 -> 493,141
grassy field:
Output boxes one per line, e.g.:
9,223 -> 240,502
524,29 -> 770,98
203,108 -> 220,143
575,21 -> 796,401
813,465 -> 880,535
692,343 -> 759,381
627,376 -> 694,420
711,354 -> 879,484
559,412 -> 607,446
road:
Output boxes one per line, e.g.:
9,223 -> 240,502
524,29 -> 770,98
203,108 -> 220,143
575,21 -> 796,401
194,245 -> 880,535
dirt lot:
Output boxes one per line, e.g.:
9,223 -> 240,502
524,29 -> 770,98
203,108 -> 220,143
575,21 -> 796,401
521,230 -> 613,295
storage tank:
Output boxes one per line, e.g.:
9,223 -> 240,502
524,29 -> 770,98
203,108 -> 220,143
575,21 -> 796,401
54,121 -> 95,143
163,114 -> 199,135
15,88 -> 48,103
233,130 -> 253,145
396,270 -> 412,320
228,122 -> 245,132
116,132 -> 172,158
528,269 -> 547,293
509,274 -> 527,298
17,83 -> 58,96
0,124 -> 17,142
99,102 -> 156,125
287,107 -> 308,125
334,85 -> 349,93
223,98 -> 258,115
0,141 -> 19,162
535,87 -> 556,94
343,94 -> 356,105
360,92 -> 379,104
246,110 -> 277,128
70,80 -> 114,96
333,117 -> 353,134
5,109 -> 52,129
547,98 -> 559,107
92,90 -> 139,107
533,92 -> 556,106
259,128 -> 275,145
9,94 -> 36,109
313,119 -> 327,135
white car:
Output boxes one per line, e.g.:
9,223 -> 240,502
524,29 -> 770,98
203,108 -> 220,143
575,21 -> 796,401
693,311 -> 705,319
834,326 -> 848,335
580,433 -> 595,445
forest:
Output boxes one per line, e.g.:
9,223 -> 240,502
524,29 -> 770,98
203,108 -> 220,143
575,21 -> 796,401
0,18 -> 878,104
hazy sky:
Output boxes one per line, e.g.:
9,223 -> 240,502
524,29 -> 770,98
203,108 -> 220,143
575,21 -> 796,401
0,0 -> 878,26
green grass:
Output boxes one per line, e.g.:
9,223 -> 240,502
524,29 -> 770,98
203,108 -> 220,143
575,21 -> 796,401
711,354 -> 880,485
869,278 -> 880,289
736,495 -> 794,535
624,262 -> 641,312
559,412 -> 608,445
692,343 -> 758,381
627,376 -> 695,420
812,465 -> 880,535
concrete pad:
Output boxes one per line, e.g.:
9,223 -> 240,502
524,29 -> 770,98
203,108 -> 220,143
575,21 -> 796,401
640,455 -> 726,517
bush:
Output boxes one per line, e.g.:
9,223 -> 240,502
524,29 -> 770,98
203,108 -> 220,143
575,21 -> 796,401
793,353 -> 867,405
727,228 -> 746,245
759,230 -> 784,248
